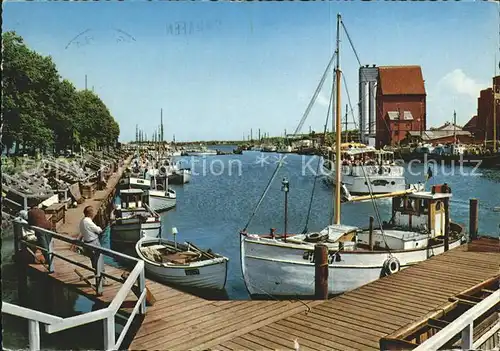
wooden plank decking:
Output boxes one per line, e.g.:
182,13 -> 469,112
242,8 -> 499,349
211,238 -> 499,351
22,159 -> 499,351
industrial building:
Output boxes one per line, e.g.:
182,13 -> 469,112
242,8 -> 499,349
463,76 -> 500,143
358,65 -> 427,148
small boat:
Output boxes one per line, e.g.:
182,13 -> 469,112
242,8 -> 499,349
169,168 -> 192,185
111,189 -> 161,245
147,174 -> 176,212
148,188 -> 176,212
135,235 -> 228,290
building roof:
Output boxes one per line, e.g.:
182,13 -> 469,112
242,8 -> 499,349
407,130 -> 471,141
387,111 -> 414,120
433,122 -> 463,131
378,66 -> 426,96
463,115 -> 478,129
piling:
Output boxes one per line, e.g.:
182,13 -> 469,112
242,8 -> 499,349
444,198 -> 450,251
314,244 -> 329,299
469,198 -> 479,241
369,216 -> 374,251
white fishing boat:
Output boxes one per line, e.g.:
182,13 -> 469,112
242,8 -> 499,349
135,234 -> 228,290
323,146 -> 406,195
277,145 -> 292,153
240,14 -> 465,298
147,173 -> 176,212
111,189 -> 161,245
241,185 -> 465,297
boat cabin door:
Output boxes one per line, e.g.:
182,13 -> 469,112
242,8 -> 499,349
432,200 -> 445,236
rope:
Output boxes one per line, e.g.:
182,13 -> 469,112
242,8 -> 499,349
242,156 -> 287,232
303,74 -> 336,234
293,52 -> 336,136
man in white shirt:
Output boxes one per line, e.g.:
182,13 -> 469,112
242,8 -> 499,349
77,206 -> 110,286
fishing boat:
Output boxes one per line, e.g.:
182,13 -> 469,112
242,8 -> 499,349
111,189 -> 161,245
135,234 -> 228,290
169,168 -> 192,185
323,145 -> 407,195
147,174 -> 176,212
240,14 -> 466,298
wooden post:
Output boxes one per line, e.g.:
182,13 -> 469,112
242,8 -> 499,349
369,216 -> 374,251
469,198 -> 478,241
444,198 -> 450,251
314,244 -> 329,299
28,320 -> 40,351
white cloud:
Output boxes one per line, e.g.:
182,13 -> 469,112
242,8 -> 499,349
316,92 -> 331,107
437,69 -> 488,99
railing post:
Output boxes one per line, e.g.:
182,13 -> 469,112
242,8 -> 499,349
96,250 -> 104,296
28,320 -> 40,351
47,233 -> 54,273
103,316 -> 115,350
461,323 -> 473,350
469,198 -> 478,241
23,196 -> 28,211
138,264 -> 146,315
13,220 -> 22,259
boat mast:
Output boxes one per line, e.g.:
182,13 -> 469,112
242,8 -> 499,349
453,110 -> 457,145
333,13 -> 342,225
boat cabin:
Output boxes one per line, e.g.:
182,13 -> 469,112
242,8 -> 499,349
118,189 -> 148,210
390,184 -> 452,237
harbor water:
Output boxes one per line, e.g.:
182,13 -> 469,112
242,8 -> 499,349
2,146 -> 500,348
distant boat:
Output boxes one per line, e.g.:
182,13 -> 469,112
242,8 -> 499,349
135,235 -> 228,290
183,146 -> 217,156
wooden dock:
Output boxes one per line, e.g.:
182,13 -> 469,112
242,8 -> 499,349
20,161 -> 499,350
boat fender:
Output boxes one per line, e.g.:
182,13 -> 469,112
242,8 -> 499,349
383,257 -> 400,276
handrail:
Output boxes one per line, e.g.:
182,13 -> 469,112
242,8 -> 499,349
4,220 -> 148,350
413,290 -> 499,351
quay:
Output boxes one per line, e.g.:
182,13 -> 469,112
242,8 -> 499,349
2,158 -> 498,350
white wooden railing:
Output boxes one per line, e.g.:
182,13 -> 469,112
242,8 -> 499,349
413,289 -> 499,351
2,220 -> 147,350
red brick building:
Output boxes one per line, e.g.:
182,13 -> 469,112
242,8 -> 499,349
375,66 -> 426,147
464,76 -> 500,142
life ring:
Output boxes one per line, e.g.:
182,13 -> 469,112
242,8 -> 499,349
383,257 -> 400,276
305,232 -> 326,242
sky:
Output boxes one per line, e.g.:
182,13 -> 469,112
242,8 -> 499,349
3,1 -> 498,142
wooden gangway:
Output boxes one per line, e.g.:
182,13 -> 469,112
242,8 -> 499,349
4,159 -> 499,350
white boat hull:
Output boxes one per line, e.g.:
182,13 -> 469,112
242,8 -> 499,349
148,193 -> 176,212
111,220 -> 161,244
136,237 -> 228,290
185,151 -> 217,156
241,235 -> 463,297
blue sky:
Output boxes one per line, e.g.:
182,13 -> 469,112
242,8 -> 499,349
3,1 -> 498,142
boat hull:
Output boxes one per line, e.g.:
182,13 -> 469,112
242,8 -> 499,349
148,194 -> 176,212
241,235 -> 463,298
326,173 -> 406,194
168,169 -> 192,184
136,238 -> 228,290
111,220 -> 161,245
